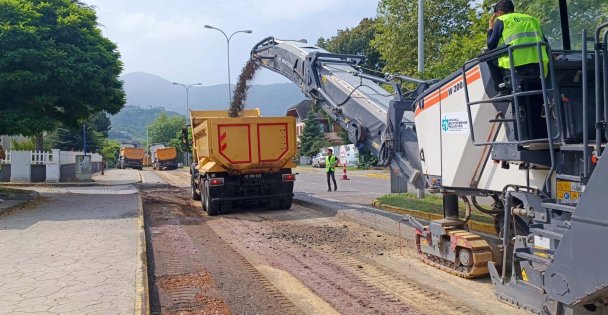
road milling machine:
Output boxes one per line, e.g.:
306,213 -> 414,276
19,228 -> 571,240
250,1 -> 608,312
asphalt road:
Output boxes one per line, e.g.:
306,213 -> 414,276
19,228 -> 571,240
139,167 -> 524,315
294,170 -> 390,206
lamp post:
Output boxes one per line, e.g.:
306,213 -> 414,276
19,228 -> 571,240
203,25 -> 252,104
172,82 -> 202,120
418,0 -> 424,73
172,83 -> 200,167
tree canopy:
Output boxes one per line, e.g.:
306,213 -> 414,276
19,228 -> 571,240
317,18 -> 383,71
0,0 -> 125,137
299,110 -> 329,158
319,0 -> 608,82
147,112 -> 186,154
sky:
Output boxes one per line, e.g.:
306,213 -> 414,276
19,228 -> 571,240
84,0 -> 379,85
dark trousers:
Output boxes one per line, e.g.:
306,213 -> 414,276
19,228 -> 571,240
326,171 -> 337,189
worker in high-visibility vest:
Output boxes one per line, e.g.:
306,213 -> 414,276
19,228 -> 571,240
325,148 -> 338,192
487,0 -> 549,75
488,0 -> 550,140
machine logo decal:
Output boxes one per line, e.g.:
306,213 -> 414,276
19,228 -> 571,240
441,112 -> 469,134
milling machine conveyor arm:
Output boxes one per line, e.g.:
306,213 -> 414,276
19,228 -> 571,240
250,36 -> 426,192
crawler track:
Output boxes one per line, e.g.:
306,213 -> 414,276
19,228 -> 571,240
416,229 -> 494,279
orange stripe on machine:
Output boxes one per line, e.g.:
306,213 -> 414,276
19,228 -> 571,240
415,66 -> 481,117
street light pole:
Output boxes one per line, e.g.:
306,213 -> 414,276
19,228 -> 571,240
203,25 -> 253,104
417,0 -> 425,73
172,83 -> 202,121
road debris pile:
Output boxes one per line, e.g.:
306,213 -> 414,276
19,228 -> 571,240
229,60 -> 259,117
268,223 -> 401,256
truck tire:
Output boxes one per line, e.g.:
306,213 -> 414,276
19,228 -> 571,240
269,198 -> 281,210
191,176 -> 201,201
204,181 -> 219,216
281,197 -> 293,210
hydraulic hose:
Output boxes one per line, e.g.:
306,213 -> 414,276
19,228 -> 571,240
471,196 -> 502,215
460,195 -> 472,223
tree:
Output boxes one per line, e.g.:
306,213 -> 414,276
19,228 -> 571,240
147,112 -> 186,149
90,112 -> 111,138
100,139 -> 121,167
516,0 -> 608,50
45,112 -> 110,152
46,124 -> 104,152
0,0 -> 125,148
372,0 -> 474,78
317,18 -> 384,71
299,111 -> 327,157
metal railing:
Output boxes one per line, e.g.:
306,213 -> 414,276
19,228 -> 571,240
462,41 -> 562,146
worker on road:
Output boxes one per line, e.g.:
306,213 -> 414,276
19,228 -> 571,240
487,0 -> 549,75
325,148 -> 338,192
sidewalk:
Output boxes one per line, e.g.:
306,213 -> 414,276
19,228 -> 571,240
0,182 -> 142,314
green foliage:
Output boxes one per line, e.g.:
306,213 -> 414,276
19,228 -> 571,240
377,193 -> 494,223
46,112 -> 110,152
46,124 -> 104,152
100,139 -> 120,167
0,0 -> 125,137
357,148 -> 378,170
310,138 -> 331,157
338,126 -> 351,144
317,18 -> 384,71
109,106 -> 182,145
148,112 -> 185,146
516,0 -> 608,50
373,0 -> 474,78
10,138 -> 36,151
298,111 -> 326,157
90,112 -> 111,137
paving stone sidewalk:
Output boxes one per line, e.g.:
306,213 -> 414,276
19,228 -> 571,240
0,188 -> 139,314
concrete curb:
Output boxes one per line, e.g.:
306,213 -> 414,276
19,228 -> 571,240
135,194 -> 150,315
0,190 -> 40,201
371,200 -> 497,235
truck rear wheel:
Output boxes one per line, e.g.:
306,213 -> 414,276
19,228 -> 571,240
269,198 -> 282,210
281,197 -> 293,210
204,181 -> 220,216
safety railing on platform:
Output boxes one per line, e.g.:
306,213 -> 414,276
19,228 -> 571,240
462,41 -> 562,147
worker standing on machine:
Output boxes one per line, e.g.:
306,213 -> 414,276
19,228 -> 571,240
325,148 -> 338,192
487,0 -> 550,139
487,0 -> 549,74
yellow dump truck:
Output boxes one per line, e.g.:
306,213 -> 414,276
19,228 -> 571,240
153,146 -> 178,170
189,108 -> 297,215
119,146 -> 144,170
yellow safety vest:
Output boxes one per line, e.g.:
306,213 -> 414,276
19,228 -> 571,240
497,13 -> 549,72
325,155 -> 337,172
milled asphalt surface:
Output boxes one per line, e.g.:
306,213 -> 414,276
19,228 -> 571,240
0,169 -> 140,314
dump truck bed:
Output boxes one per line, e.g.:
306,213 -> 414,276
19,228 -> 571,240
191,108 -> 297,174
121,147 -> 144,160
155,147 -> 177,161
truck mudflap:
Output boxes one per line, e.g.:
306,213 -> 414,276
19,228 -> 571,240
211,192 -> 294,203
